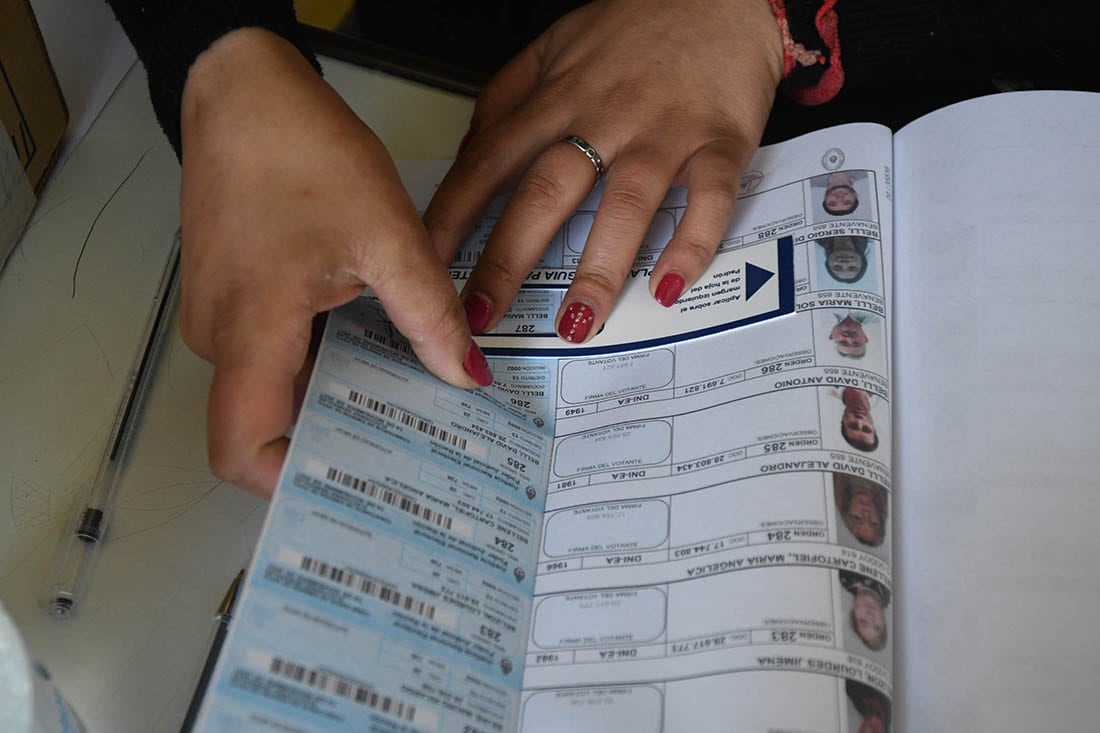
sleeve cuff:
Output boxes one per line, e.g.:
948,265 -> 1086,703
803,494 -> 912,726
768,0 -> 845,106
105,1 -> 322,157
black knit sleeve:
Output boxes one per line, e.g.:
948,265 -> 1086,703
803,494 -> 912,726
103,0 -> 322,157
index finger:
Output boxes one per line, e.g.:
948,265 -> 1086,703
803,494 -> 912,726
362,216 -> 493,390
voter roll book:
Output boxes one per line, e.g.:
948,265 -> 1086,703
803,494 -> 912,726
192,90 -> 1100,732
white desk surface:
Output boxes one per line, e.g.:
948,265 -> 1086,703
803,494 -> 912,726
0,56 -> 473,733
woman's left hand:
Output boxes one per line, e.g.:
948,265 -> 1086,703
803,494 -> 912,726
423,0 -> 784,342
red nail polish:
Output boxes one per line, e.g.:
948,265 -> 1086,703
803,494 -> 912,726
654,273 -> 685,308
558,302 -> 595,343
463,292 -> 492,334
457,126 -> 476,155
464,342 -> 493,387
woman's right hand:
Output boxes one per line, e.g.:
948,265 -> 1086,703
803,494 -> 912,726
424,0 -> 783,342
177,28 -> 490,498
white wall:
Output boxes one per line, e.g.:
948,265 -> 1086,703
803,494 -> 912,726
29,0 -> 137,165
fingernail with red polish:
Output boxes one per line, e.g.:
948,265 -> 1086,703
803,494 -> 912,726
463,292 -> 492,334
464,342 -> 493,387
457,126 -> 476,155
654,273 -> 686,308
558,302 -> 596,343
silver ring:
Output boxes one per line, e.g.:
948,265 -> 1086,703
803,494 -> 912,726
561,135 -> 605,180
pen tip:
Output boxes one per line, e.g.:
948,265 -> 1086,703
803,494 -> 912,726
217,570 -> 246,616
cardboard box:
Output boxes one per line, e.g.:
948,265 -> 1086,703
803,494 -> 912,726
1,0 -> 68,268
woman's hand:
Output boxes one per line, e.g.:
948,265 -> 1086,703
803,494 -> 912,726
178,29 -> 490,498
424,0 -> 784,342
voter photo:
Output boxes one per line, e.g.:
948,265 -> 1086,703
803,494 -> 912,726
810,170 -> 876,223
839,570 -> 892,670
833,472 -> 890,561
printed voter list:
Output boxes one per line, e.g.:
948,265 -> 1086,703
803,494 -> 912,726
194,120 -> 896,733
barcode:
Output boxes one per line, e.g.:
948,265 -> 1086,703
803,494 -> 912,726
324,466 -> 454,531
453,250 -> 481,264
345,390 -> 468,451
299,554 -> 437,622
268,656 -> 417,722
364,328 -> 413,356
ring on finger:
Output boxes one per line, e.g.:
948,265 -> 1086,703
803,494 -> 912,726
560,135 -> 605,180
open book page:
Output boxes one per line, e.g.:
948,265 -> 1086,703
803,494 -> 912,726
195,121 -> 894,732
892,91 -> 1100,731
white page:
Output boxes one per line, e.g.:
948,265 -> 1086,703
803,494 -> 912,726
893,91 -> 1100,731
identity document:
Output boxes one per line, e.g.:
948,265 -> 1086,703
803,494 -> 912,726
194,91 -> 1100,732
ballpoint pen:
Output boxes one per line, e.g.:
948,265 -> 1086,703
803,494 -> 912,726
44,231 -> 182,619
180,569 -> 245,733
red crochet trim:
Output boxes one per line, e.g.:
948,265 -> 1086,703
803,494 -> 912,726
769,0 -> 845,106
